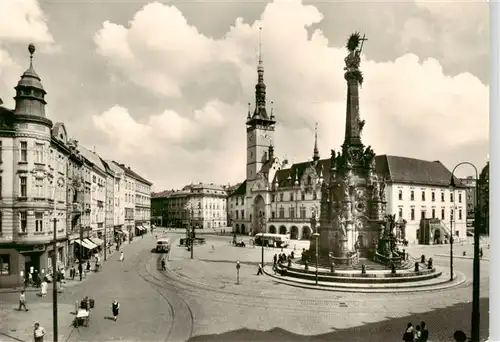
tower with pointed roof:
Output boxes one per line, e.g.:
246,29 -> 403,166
246,28 -> 276,182
312,123 -> 320,162
315,33 -> 389,266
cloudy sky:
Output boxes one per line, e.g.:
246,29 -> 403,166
0,0 -> 489,191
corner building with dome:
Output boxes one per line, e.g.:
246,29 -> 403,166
0,45 -> 152,288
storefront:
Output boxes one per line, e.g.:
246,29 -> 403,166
73,238 -> 99,261
0,243 -> 54,288
135,225 -> 147,236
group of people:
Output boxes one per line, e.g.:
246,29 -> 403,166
402,322 -> 429,341
403,322 -> 470,342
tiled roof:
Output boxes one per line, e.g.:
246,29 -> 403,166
152,190 -> 175,198
375,155 -> 466,188
114,162 -> 152,186
270,154 -> 464,189
230,180 -> 247,196
273,159 -> 330,187
78,145 -> 107,174
105,160 -> 125,175
190,183 -> 226,191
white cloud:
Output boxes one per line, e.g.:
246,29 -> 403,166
92,0 -> 488,189
0,0 -> 56,107
0,0 -> 54,43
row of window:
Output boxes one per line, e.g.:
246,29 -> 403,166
398,207 -> 463,221
398,189 -> 463,203
0,211 -> 64,234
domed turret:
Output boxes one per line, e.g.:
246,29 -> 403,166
14,44 -> 47,117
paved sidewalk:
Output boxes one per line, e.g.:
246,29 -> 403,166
0,237 -> 144,342
0,302 -> 75,342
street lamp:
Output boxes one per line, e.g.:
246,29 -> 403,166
312,233 -> 320,285
449,185 -> 455,282
450,162 -> 480,342
259,212 -> 266,268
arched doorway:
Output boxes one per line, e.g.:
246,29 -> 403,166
290,226 -> 299,240
433,228 -> 441,244
279,226 -> 287,235
302,226 -> 311,240
253,195 -> 266,234
241,224 -> 246,235
235,224 -> 240,234
269,225 -> 277,234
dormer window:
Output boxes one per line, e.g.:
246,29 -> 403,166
307,176 -> 312,185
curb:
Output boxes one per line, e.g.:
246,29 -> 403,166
435,254 -> 489,261
263,268 -> 467,293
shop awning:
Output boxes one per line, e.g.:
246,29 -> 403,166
89,237 -> 104,246
83,238 -> 98,250
74,239 -> 94,250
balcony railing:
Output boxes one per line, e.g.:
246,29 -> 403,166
268,217 -> 310,223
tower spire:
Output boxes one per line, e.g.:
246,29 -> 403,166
343,32 -> 367,149
253,27 -> 268,119
313,122 -> 320,162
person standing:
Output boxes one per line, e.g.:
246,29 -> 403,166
112,300 -> 120,321
40,279 -> 48,297
119,251 -> 124,262
18,290 -> 28,311
402,322 -> 414,341
33,322 -> 46,342
420,321 -> 429,342
414,325 -> 422,342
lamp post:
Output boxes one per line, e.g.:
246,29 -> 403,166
451,162 -> 480,342
449,190 -> 455,281
312,233 -> 319,285
51,174 -> 65,342
311,207 -> 319,285
259,212 -> 266,268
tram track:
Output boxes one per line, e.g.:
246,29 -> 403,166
135,251 -> 195,342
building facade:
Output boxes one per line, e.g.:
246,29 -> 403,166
107,161 -> 125,236
65,140 -> 84,266
228,50 -> 468,245
152,183 -> 228,229
0,45 -> 154,287
0,45 -> 70,287
78,146 -> 107,247
102,160 -> 115,249
460,176 -> 477,229
112,163 -> 152,236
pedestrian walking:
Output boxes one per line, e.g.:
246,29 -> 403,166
111,300 -> 120,321
161,258 -> 166,271
257,263 -> 263,275
402,322 -> 414,341
78,263 -> 83,279
119,252 -> 124,262
18,290 -> 28,311
273,254 -> 277,266
420,321 -> 429,342
86,260 -> 91,272
40,280 -> 48,297
33,322 -> 46,342
70,265 -> 76,280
